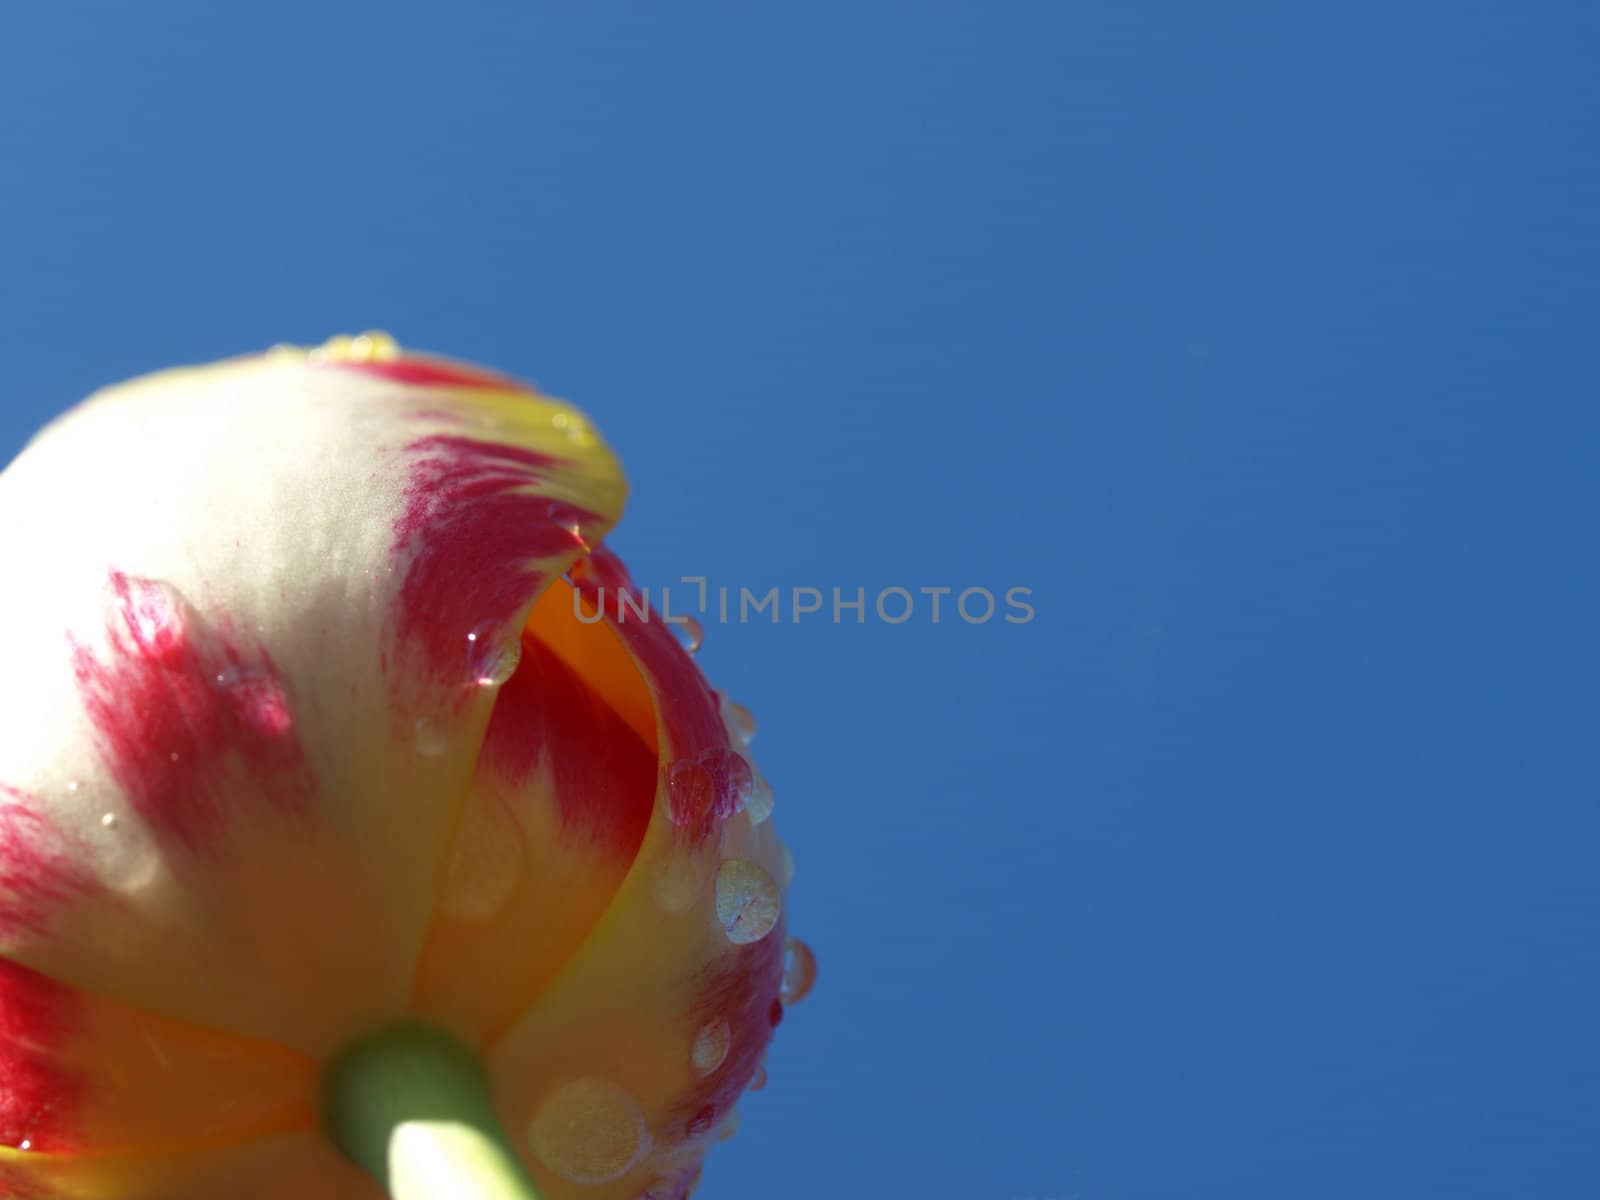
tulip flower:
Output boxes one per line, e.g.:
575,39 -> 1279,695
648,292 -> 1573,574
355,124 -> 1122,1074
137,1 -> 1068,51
0,335 -> 815,1200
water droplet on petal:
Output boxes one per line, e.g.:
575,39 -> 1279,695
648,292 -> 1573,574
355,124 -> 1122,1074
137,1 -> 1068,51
705,750 -> 752,817
781,937 -> 817,1005
528,1077 -> 650,1185
690,1016 -> 731,1076
100,812 -> 117,829
218,668 -> 294,736
65,780 -> 79,794
716,1109 -> 741,1141
414,717 -> 448,757
546,502 -> 589,547
748,1063 -> 768,1092
674,616 -> 704,654
116,577 -> 186,660
347,331 -> 399,362
715,859 -> 780,944
652,853 -> 708,915
438,792 -> 523,922
17,1138 -> 31,1151
467,622 -> 522,688
724,699 -> 757,744
745,771 -> 775,825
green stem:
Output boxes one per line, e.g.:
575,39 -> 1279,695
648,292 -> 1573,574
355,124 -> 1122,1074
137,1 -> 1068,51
322,1023 -> 545,1200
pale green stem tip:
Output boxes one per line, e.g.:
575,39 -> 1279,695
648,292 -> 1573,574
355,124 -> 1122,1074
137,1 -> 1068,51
322,1023 -> 546,1200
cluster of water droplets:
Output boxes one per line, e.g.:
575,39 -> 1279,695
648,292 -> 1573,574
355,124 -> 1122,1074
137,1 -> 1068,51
666,748 -> 753,828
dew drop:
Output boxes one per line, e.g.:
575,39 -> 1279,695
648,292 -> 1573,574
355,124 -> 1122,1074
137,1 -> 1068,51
218,668 -> 294,736
723,699 -> 757,744
745,771 -> 775,825
651,853 -> 708,915
716,1109 -> 741,1141
65,780 -> 79,794
100,812 -> 117,829
438,792 -> 523,922
117,577 -> 186,659
714,859 -> 781,945
703,749 -> 752,817
748,1063 -> 768,1092
347,331 -> 398,362
546,502 -> 589,547
214,664 -> 255,688
690,1016 -> 731,1076
528,1077 -> 650,1185
17,1138 -> 31,1151
781,937 -> 817,1006
414,717 -> 448,757
674,616 -> 704,654
467,622 -> 522,687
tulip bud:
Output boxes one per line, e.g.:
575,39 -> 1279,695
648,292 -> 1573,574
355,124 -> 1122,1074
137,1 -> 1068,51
0,335 -> 812,1200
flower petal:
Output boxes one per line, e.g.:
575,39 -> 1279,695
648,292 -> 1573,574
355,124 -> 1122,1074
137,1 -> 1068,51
409,596 -> 660,1043
0,954 -> 319,1169
0,338 -> 626,1055
0,1133 -> 376,1200
484,555 -> 792,1197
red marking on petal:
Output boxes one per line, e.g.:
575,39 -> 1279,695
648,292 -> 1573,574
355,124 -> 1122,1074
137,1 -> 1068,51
326,356 -> 531,393
768,998 -> 784,1028
685,1104 -> 715,1137
0,791 -> 93,942
70,574 -> 313,854
670,928 -> 786,1137
392,437 -> 591,687
0,1162 -> 52,1200
480,636 -> 655,857
571,548 -> 738,845
0,957 -> 83,1152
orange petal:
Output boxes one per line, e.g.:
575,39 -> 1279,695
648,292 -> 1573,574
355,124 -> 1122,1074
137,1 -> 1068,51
482,552 -> 793,1198
0,955 -> 316,1165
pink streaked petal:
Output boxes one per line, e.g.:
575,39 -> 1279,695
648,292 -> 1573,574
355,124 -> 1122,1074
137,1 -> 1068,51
481,635 -> 656,857
0,791 -> 94,944
323,356 -> 531,394
569,548 -> 739,845
390,436 -> 597,694
69,572 -> 313,856
0,957 -> 83,1152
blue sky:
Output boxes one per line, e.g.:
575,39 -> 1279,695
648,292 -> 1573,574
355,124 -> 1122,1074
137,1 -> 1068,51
3,3 -> 1598,1197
